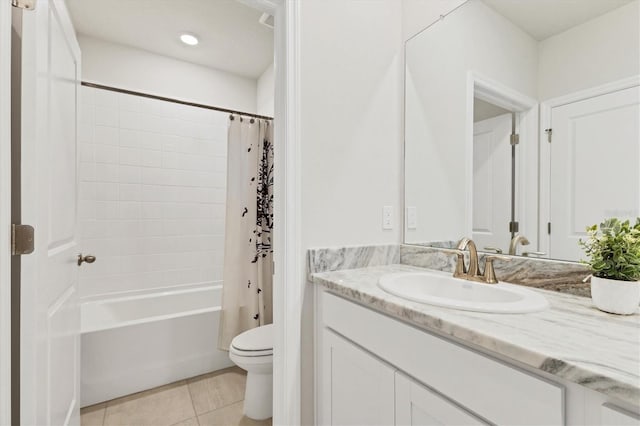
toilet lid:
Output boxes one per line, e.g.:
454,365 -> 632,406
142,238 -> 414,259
231,323 -> 273,353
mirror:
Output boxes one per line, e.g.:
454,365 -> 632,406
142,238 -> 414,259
404,0 -> 640,261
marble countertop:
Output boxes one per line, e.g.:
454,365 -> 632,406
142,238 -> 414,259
311,264 -> 640,406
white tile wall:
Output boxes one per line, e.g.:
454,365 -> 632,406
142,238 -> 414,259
78,86 -> 229,298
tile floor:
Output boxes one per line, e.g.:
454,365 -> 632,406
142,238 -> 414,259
80,367 -> 272,426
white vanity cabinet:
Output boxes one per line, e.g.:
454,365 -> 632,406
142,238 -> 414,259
315,289 -> 640,426
316,291 -> 564,426
320,329 -> 395,425
601,405 -> 640,426
320,328 -> 486,426
395,373 -> 487,425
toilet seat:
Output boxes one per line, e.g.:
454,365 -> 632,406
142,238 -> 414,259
230,323 -> 273,358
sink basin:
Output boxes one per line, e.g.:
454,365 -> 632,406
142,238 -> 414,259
378,272 -> 548,313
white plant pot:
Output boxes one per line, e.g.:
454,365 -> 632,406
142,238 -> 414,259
590,276 -> 640,315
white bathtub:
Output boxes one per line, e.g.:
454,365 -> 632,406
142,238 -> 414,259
80,284 -> 233,407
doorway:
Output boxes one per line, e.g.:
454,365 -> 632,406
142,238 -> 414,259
3,1 -> 304,425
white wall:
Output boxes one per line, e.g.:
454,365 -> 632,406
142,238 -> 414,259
402,0 -> 467,41
78,34 -> 257,113
300,1 -> 403,248
298,1 -> 403,424
256,63 -> 274,116
78,86 -> 229,299
538,0 -> 640,100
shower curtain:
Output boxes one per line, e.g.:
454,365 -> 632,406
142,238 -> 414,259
218,116 -> 274,350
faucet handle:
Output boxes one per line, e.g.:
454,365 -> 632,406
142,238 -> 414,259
441,249 -> 467,278
453,251 -> 466,278
483,255 -> 511,284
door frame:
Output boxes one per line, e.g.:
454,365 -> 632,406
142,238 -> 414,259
0,0 -> 12,424
1,0 -> 303,424
241,0 -> 302,425
466,72 -> 539,250
272,1 -> 302,425
538,75 -> 640,255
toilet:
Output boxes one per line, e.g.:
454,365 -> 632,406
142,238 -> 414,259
229,323 -> 273,420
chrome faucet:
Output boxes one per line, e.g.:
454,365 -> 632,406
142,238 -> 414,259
454,237 -> 510,284
508,234 -> 530,256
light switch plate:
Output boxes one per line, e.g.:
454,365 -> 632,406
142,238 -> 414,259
407,206 -> 417,229
382,206 -> 393,230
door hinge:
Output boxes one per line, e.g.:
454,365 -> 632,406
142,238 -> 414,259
545,128 -> 552,143
11,224 -> 35,255
510,134 -> 520,145
548,222 -> 552,235
11,0 -> 35,10
509,221 -> 519,233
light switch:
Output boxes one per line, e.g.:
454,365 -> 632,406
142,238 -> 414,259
382,206 -> 393,230
407,207 -> 417,229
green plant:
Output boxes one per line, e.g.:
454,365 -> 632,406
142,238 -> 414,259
578,218 -> 640,282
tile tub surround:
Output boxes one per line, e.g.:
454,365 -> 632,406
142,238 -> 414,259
78,86 -> 228,298
306,244 -> 400,278
401,245 -> 592,297
310,264 -> 640,406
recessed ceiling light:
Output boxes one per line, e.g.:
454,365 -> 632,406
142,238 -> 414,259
180,33 -> 199,46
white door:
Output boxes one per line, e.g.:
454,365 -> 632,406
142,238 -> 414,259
395,373 -> 487,426
549,86 -> 640,261
18,0 -> 82,425
320,329 -> 395,426
472,113 -> 513,254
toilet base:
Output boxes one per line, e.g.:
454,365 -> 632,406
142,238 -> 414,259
243,371 -> 273,420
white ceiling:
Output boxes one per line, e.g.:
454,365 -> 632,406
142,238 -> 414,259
66,0 -> 274,79
483,0 -> 634,40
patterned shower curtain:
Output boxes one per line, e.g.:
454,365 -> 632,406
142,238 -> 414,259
218,116 -> 274,350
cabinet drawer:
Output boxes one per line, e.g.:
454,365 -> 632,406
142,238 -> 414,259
602,404 -> 640,426
322,291 -> 565,425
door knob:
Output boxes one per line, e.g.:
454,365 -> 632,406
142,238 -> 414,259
77,254 -> 96,266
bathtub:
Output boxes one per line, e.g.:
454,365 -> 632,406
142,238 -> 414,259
80,284 -> 233,407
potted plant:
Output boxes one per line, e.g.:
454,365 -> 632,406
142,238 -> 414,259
579,218 -> 640,315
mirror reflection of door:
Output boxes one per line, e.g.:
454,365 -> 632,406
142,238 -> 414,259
549,86 -> 640,261
404,0 -> 639,262
472,100 -> 512,254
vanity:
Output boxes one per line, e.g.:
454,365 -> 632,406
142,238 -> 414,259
312,260 -> 640,425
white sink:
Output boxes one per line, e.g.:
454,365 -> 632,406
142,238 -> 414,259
378,271 -> 549,313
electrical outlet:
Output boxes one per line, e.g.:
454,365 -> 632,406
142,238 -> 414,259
382,206 -> 393,230
407,207 -> 417,230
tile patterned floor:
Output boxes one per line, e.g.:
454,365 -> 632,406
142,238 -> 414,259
80,367 -> 272,426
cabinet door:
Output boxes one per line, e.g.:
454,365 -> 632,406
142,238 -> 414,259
320,329 -> 395,426
395,373 -> 488,426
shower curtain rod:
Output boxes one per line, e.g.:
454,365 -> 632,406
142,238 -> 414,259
81,81 -> 274,121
